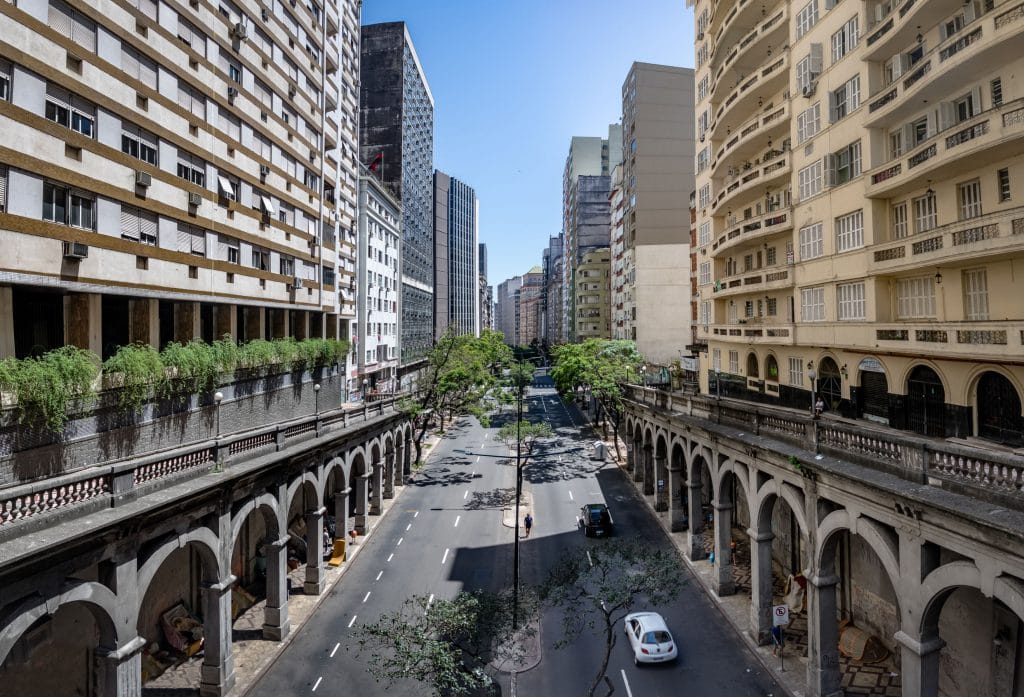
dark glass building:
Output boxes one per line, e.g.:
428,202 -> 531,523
434,171 -> 479,338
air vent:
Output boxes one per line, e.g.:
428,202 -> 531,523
62,241 -> 88,260
135,170 -> 152,187
188,191 -> 202,206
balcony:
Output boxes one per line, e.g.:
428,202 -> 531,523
867,98 -> 1024,198
708,52 -> 789,143
711,263 -> 795,299
863,0 -> 988,61
711,149 -> 791,215
711,6 -> 788,103
711,0 -> 772,69
707,322 -> 796,344
870,206 -> 1024,271
864,4 -> 1024,129
710,102 -> 790,180
796,320 -> 1024,359
712,205 -> 793,255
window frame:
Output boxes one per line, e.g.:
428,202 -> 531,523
800,286 -> 826,322
835,209 -> 864,252
799,222 -> 824,260
836,281 -> 866,320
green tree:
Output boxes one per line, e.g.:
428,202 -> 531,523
550,339 -> 643,458
542,539 -> 683,697
496,420 -> 552,467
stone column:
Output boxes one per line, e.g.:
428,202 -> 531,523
214,304 -> 236,342
173,301 -> 200,343
654,455 -> 668,511
292,311 -> 308,340
806,572 -> 843,697
64,292 -> 102,355
895,630 -> 945,697
95,635 -> 146,697
0,286 -> 14,358
394,443 -> 405,486
668,469 -> 687,532
303,508 -> 326,595
713,502 -> 735,596
403,436 -> 412,478
354,473 -> 370,533
685,481 -> 705,561
748,528 -> 774,644
333,488 -> 350,538
632,440 -> 643,483
243,307 -> 263,341
383,450 -> 396,498
642,446 -> 654,495
369,460 -> 384,515
200,577 -> 236,697
128,298 -> 159,347
262,536 -> 290,640
625,444 -> 634,473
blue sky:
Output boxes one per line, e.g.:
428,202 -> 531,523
361,1 -> 693,289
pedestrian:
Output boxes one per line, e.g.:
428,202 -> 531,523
771,624 -> 783,656
814,397 -> 825,417
524,513 -> 533,537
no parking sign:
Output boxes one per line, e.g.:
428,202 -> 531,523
773,604 -> 790,627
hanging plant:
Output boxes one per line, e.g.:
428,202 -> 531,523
209,335 -> 240,376
102,343 -> 165,412
0,346 -> 99,433
159,341 -> 219,395
237,339 -> 278,372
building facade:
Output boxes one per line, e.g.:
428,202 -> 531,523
494,275 -> 521,345
359,22 -> 434,366
542,233 -> 564,345
355,172 -> 401,400
516,265 -> 544,347
620,62 -> 696,364
478,242 -> 492,332
610,164 -> 631,340
433,170 -> 479,338
574,247 -> 611,339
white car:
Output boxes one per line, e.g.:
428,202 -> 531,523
624,612 -> 678,665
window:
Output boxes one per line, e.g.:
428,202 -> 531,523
254,131 -> 272,160
766,246 -> 777,265
913,193 -> 937,232
991,78 -> 1003,107
42,182 -> 67,223
177,81 -> 206,119
789,357 -> 804,387
0,166 -> 7,212
744,300 -> 755,318
953,90 -> 978,124
892,202 -> 909,239
698,261 -> 711,285
962,269 -> 989,320
45,84 -> 95,137
700,300 -> 711,326
279,255 -> 295,276
796,46 -> 823,93
998,168 -> 1011,202
712,348 -> 721,372
251,246 -> 269,270
121,44 -> 157,89
798,160 -> 823,201
797,103 -> 821,144
0,59 -> 11,102
303,169 -> 320,192
837,282 -> 865,319
120,205 -> 157,245
796,0 -> 819,37
278,202 -> 295,226
697,74 -> 709,101
177,223 -> 206,256
218,106 -> 241,141
696,43 -> 708,68
252,188 -> 275,215
253,78 -> 273,110
728,351 -> 739,374
801,286 -> 826,321
831,141 -> 862,185
126,0 -> 157,21
831,16 -> 859,62
122,123 -> 157,165
911,117 -> 929,147
834,210 -> 864,251
698,221 -> 711,246
766,297 -> 778,315
216,172 -> 238,200
283,153 -> 297,179
958,179 -> 982,220
698,183 -> 712,209
177,18 -> 206,57
177,149 -> 206,186
696,146 -> 710,174
799,222 -> 824,260
896,277 -> 936,318
48,0 -> 96,51
889,128 -> 904,158
218,234 -> 240,264
830,75 -> 860,121
43,183 -> 94,229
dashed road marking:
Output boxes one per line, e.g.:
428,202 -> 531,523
568,490 -> 574,501
441,548 -> 450,565
463,489 -> 469,500
396,537 -> 403,546
406,523 -> 412,531
329,642 -> 339,658
424,593 -> 435,614
620,670 -> 633,697
587,551 -> 594,567
413,511 -> 419,518
347,615 -> 357,628
362,591 -> 371,603
454,515 -> 461,527
386,553 -> 394,562
312,676 -> 323,692
375,570 -> 383,581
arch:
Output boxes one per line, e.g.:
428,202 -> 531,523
856,356 -> 890,422
752,477 -> 808,538
907,364 -> 947,437
919,561 -> 983,635
137,527 -> 223,601
815,510 -> 899,593
746,352 -> 760,378
0,582 -> 124,667
654,431 -> 669,459
715,458 -> 752,510
992,575 -> 1024,627
323,455 -> 350,495
348,445 -> 368,474
230,492 -> 283,547
818,356 -> 842,409
974,370 -> 1023,446
765,354 -> 779,382
286,470 -> 321,512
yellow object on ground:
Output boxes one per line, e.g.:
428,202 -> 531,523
328,539 -> 346,566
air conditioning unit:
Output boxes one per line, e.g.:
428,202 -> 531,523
188,191 -> 202,206
288,86 -> 297,98
802,82 -> 816,98
135,170 -> 152,187
63,241 -> 89,260
293,276 -> 304,289
260,8 -> 268,20
231,22 -> 248,40
227,86 -> 238,100
697,31 -> 705,40
259,164 -> 271,178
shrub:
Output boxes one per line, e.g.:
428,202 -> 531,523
237,339 -> 278,371
160,341 -> 219,395
102,343 -> 164,412
0,346 -> 99,433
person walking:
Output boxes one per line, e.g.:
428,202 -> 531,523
524,513 -> 533,537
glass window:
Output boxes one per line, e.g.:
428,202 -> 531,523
797,103 -> 821,143
45,85 -> 94,137
799,222 -> 824,260
998,168 -> 1011,202
962,269 -> 989,320
177,18 -> 206,57
42,182 -> 68,223
0,59 -> 11,101
830,75 -> 860,121
122,43 -> 157,89
728,351 -> 739,373
712,348 -> 721,372
831,16 -> 859,62
801,287 -> 826,321
896,277 -> 936,318
698,261 -> 711,285
698,221 -> 711,246
789,358 -> 804,386
913,193 -> 937,232
796,0 -> 819,37
958,179 -> 982,220
837,282 -> 865,319
799,161 -> 823,201
177,149 -> 206,187
835,210 -> 864,252
121,204 -> 157,244
122,123 -> 158,165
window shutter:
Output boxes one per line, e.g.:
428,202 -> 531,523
191,229 -> 206,255
964,1 -> 976,22
122,46 -> 139,79
48,0 -> 73,39
824,154 -> 836,187
901,123 -> 915,149
177,224 -> 191,252
121,205 -> 140,239
810,43 -> 823,75
71,11 -> 96,51
140,211 -> 157,241
892,54 -> 906,79
139,0 -> 157,20
0,167 -> 8,210
828,91 -> 837,123
970,86 -> 982,115
797,114 -> 806,143
177,83 -> 189,110
926,110 -> 937,137
939,102 -> 955,130
217,234 -> 229,259
138,56 -> 157,89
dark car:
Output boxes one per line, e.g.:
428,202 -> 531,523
579,503 -> 614,537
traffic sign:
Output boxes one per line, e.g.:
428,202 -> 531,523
773,604 -> 790,627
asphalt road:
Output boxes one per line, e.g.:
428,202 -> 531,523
247,371 -> 782,697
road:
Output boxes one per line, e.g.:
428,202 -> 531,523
247,370 -> 782,697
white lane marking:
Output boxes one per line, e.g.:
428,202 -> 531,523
397,537 -> 403,546
471,471 -> 476,477
463,489 -> 469,500
454,515 -> 461,527
441,548 -> 450,565
414,511 -> 419,518
347,615 -> 357,628
587,551 -> 594,568
375,570 -> 383,581
542,399 -> 548,414
312,676 -> 323,692
620,669 -> 634,697
362,591 -> 371,603
424,594 -> 435,614
476,455 -> 480,463
386,553 -> 394,562
406,523 -> 412,531
568,490 -> 574,501
330,642 -> 339,658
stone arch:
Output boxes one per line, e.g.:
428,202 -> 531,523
286,470 -> 321,513
992,574 -> 1024,627
752,479 -> 808,543
683,445 -> 716,562
765,353 -> 779,382
746,352 -> 760,378
969,369 -> 1024,446
640,426 -> 656,497
668,437 -> 689,532
919,561 -> 984,636
349,447 -> 370,533
230,493 -> 283,547
138,526 -> 223,596
653,431 -> 670,510
815,510 -> 899,595
710,458 -> 753,597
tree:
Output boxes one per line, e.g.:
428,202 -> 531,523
496,420 -> 552,466
353,588 -> 537,697
550,339 -> 644,458
401,329 -> 513,463
541,539 -> 683,697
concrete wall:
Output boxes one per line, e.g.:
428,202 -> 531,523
0,602 -> 94,696
849,535 -> 899,656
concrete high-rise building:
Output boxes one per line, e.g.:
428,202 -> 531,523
610,164 -> 630,341
360,22 -> 434,368
517,266 -> 545,347
562,128 -> 620,342
574,248 -> 611,340
478,243 -> 492,332
433,170 -> 479,338
495,275 -> 521,345
542,234 -> 565,345
0,0 -> 358,370
619,62 -> 695,363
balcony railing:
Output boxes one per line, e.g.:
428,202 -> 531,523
711,204 -> 792,254
871,206 -> 1024,269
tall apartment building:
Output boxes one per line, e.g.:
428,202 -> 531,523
516,265 -> 544,347
562,129 -> 620,342
542,233 -> 564,345
433,170 -> 479,338
355,171 -> 401,399
359,22 -> 434,368
610,165 -> 629,341
0,0 -> 359,369
620,62 -> 696,364
574,248 -> 611,340
478,242 -> 492,332
494,275 -> 521,344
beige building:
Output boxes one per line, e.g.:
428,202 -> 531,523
610,164 -> 632,340
691,0 -> 1024,444
620,62 -> 696,364
0,0 -> 359,376
575,247 -> 610,339
516,265 -> 544,347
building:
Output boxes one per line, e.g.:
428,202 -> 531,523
562,129 -> 620,342
494,275 -> 521,345
688,0 -> 1024,692
478,242 -> 492,332
610,164 -> 630,340
355,171 -> 401,400
542,234 -> 564,345
433,170 -> 479,338
574,248 -> 611,339
516,265 -> 545,347
359,22 -> 434,367
0,0 -> 358,367
619,62 -> 696,364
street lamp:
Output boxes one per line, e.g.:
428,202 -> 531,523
313,383 -> 321,416
213,391 -> 224,437
511,361 -> 529,630
807,363 -> 818,417
640,364 -> 647,386
713,367 -> 721,401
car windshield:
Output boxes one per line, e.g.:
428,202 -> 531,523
642,630 -> 672,644
589,510 -> 606,522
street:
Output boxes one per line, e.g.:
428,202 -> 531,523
247,370 -> 782,697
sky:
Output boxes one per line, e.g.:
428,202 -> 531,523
361,1 -> 694,289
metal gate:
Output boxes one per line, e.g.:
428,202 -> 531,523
977,372 -> 1023,446
859,371 -> 889,421
819,358 -> 842,410
907,366 -> 945,437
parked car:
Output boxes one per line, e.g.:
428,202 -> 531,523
578,503 -> 614,537
624,612 -> 678,665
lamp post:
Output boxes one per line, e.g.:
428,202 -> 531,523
511,361 -> 528,630
313,383 -> 321,416
213,391 -> 224,437
640,364 -> 647,387
807,365 -> 818,417
713,367 -> 721,401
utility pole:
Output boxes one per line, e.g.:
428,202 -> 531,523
512,366 -> 523,630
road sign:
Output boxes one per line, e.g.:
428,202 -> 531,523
773,604 -> 790,627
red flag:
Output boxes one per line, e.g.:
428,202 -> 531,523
369,152 -> 383,172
